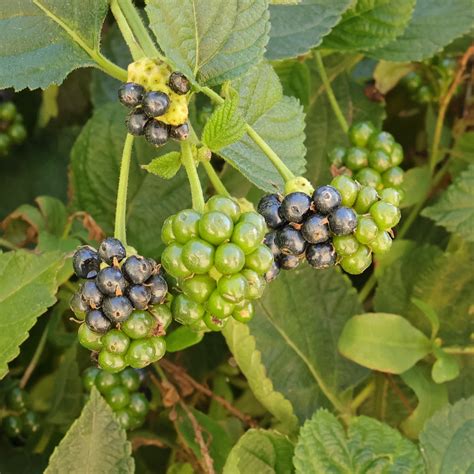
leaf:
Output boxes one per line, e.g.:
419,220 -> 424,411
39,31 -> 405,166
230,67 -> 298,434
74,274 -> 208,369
422,164 -> 474,242
45,388 -> 134,474
146,0 -> 270,86
411,298 -> 439,339
368,0 -> 474,61
223,429 -> 294,474
219,62 -> 307,192
225,267 -> 368,425
431,350 -> 460,384
419,397 -> 474,474
400,365 -> 448,439
37,86 -> 60,128
266,0 -> 352,60
0,251 -> 64,379
143,152 -> 182,180
400,166 -> 431,208
0,0 -> 108,90
70,103 -> 193,258
165,326 -> 204,352
273,60 -> 311,108
374,60 -> 413,94
293,409 -> 424,473
339,313 -> 433,374
323,0 -> 416,52
450,131 -> 474,177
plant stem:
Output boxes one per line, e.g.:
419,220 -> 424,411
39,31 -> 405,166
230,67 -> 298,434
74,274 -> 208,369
110,0 -> 144,60
202,161 -> 231,197
114,134 -> 134,245
20,327 -> 48,389
32,0 -> 127,82
443,346 -> 474,355
314,51 -> 349,134
181,142 -> 205,213
0,238 -> 18,251
358,273 -> 377,304
350,380 -> 375,412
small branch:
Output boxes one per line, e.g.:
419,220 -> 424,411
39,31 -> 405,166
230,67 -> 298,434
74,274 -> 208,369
386,374 -> 413,414
110,0 -> 144,60
443,346 -> 474,355
201,160 -> 231,198
0,238 -> 18,251
20,327 -> 49,389
181,141 -> 205,213
358,273 -> 377,304
350,380 -> 375,412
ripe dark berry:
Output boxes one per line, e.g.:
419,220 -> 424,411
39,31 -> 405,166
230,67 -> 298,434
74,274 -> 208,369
328,207 -> 357,236
122,255 -> 153,284
118,83 -> 145,108
103,296 -> 133,323
127,285 -> 151,310
301,214 -> 330,244
264,261 -> 280,282
279,254 -> 301,270
306,243 -> 336,269
169,72 -> 190,95
313,185 -> 342,215
126,108 -> 149,136
99,237 -> 126,265
275,226 -> 306,255
145,119 -> 169,146
73,246 -> 101,279
86,309 -> 112,334
279,192 -> 312,223
147,274 -> 168,305
143,91 -> 170,117
96,267 -> 127,296
80,281 -> 103,309
170,123 -> 189,141
257,194 -> 285,229
263,231 -> 280,256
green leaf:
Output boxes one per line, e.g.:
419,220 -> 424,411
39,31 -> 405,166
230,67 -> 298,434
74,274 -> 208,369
146,0 -> 270,86
411,298 -> 439,339
0,0 -> 108,90
70,103 -> 193,257
266,0 -> 352,60
431,350 -> 460,384
339,313 -> 433,374
368,0 -> 474,61
0,251 -> 64,379
400,165 -> 431,208
202,95 -> 246,151
400,365 -> 448,439
273,60 -> 311,108
45,388 -> 134,474
373,60 -> 413,94
422,164 -> 474,242
165,326 -> 204,352
219,62 -> 306,192
167,464 -> 194,474
450,131 -> 474,177
420,397 -> 474,474
143,152 -> 182,180
224,429 -> 294,474
293,409 -> 424,473
323,0 -> 415,52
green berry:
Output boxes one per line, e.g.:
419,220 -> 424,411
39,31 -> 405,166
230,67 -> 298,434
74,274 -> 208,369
182,238 -> 215,274
403,71 -> 423,92
98,350 -> 127,373
348,121 -> 376,148
328,146 -> 346,167
122,310 -> 156,339
382,166 -> 404,188
355,168 -> 382,190
368,149 -> 392,173
125,339 -> 156,369
82,367 -> 100,391
0,102 -> 17,122
231,222 -> 263,255
21,411 -> 40,437
149,304 -> 173,331
370,201 -> 401,230
6,387 -> 28,412
105,386 -> 130,410
368,131 -> 395,155
102,329 -> 130,355
232,300 -> 254,324
333,235 -> 360,257
95,371 -> 121,394
354,216 -> 378,245
245,245 -> 273,274
344,147 -> 369,171
353,186 -> 379,214
203,313 -> 228,331
241,269 -> 266,300
205,196 -> 240,222
172,209 -> 201,244
161,243 -> 192,279
198,211 -> 234,245
215,243 -> 245,274
149,336 -> 166,361
330,175 -> 359,207
390,143 -> 404,167
380,188 -> 401,207
416,85 -> 433,103
180,274 -> 216,303
369,231 -> 393,254
0,133 -> 12,153
340,245 -> 372,275
217,274 -> 248,304
161,216 -> 176,245
189,318 -> 210,333
8,123 -> 27,144
2,416 -> 22,439
128,392 -> 149,418
207,291 -> 235,319
171,294 -> 205,325
115,409 -> 133,430
238,212 -> 267,235
119,368 -> 141,392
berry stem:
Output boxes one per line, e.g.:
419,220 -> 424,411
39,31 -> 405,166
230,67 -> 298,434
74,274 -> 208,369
114,133 -> 135,245
442,346 -> 474,355
197,85 -> 296,183
201,160 -> 231,197
20,326 -> 49,389
181,141 -> 205,213
350,379 -> 375,412
314,51 -> 349,134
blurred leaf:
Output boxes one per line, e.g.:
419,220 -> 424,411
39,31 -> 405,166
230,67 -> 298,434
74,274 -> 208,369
165,326 -> 204,352
411,297 -> 439,339
400,165 -> 431,208
167,464 -> 194,474
432,350 -> 460,384
143,152 -> 182,180
450,131 -> 474,177
37,86 -> 59,128
273,60 -> 311,107
374,60 -> 413,94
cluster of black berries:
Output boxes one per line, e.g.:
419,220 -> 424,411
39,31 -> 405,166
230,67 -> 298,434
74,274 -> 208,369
1,385 -> 40,443
118,71 -> 190,147
0,100 -> 27,158
71,237 -> 170,373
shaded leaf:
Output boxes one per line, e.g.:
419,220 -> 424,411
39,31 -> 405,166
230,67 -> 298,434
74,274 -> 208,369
274,60 -> 311,107
374,60 -> 413,94
165,326 -> 204,352
431,350 -> 460,384
400,166 -> 431,208
143,152 -> 182,180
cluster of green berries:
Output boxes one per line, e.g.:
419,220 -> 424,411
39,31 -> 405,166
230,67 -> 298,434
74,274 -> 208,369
71,237 -> 170,373
82,367 -> 149,431
0,101 -> 27,157
328,121 -> 404,192
1,385 -> 40,442
161,196 -> 273,332
402,56 -> 457,104
118,58 -> 191,147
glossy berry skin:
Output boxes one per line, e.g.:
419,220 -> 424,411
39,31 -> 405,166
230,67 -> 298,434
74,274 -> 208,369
279,254 -> 301,270
204,313 -> 228,331
143,91 -> 170,117
215,243 -> 245,274
103,296 -> 133,323
313,185 -> 342,215
199,211 -> 233,245
115,409 -> 133,430
279,192 -> 311,223
170,123 -> 189,141
340,245 -> 372,275
275,226 -> 306,255
122,310 -> 156,339
264,231 -> 280,257
81,281 -> 103,309
390,143 -> 404,167
82,367 -> 100,391
239,212 -> 267,235
355,168 -> 382,190
232,300 -> 255,323
217,274 -> 248,304
242,269 -> 265,300
95,371 -> 121,394
105,386 -> 130,410
119,368 -> 141,392
6,387 -> 28,411
171,294 -> 205,325
126,285 -> 151,310
149,336 -> 166,361
369,231 -> 392,254
257,194 -> 285,229
73,246 -> 101,279
354,186 -> 379,214
345,147 -> 368,171
2,416 -> 22,439
102,329 -> 130,354
122,255 -> 153,284
118,82 -> 145,107
125,339 -> 156,369
98,351 -> 126,373
169,72 -> 191,94
348,121 -> 376,148
306,243 -> 336,269
333,235 -> 359,257
78,323 -> 103,350
128,392 -> 149,418
173,209 -> 201,244
96,267 -> 127,297
70,292 -> 88,320
368,131 -> 395,154
147,274 -> 168,304
382,166 -> 404,188
301,214 -> 330,244
354,217 -> 378,244
331,176 -> 359,207
329,207 -> 357,236
182,238 -> 215,274
207,291 -> 234,319
264,261 -> 280,282
126,108 -> 149,136
21,411 -> 41,437
328,146 -> 346,167
86,309 -> 112,334
161,216 -> 176,244
370,201 -> 401,230
368,149 -> 392,173
231,222 -> 262,255
145,119 -> 169,146
99,238 -> 126,265
380,188 -> 401,207
150,305 -> 172,331
181,274 -> 216,303
245,245 -> 274,274
205,196 -> 240,222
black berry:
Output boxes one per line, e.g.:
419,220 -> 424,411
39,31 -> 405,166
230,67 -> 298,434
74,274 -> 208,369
126,108 -> 149,136
169,72 -> 190,95
264,261 -> 280,282
263,231 -> 280,256
313,185 -> 342,214
73,246 -> 101,279
127,284 -> 151,310
258,194 -> 285,229
279,254 -> 301,270
170,123 -> 189,141
118,83 -> 145,108
96,267 -> 127,297
306,243 -> 336,269
143,91 -> 170,117
147,274 -> 168,305
279,192 -> 311,223
102,296 -> 133,323
86,309 -> 112,334
80,281 -> 103,309
145,120 -> 169,146
328,207 -> 358,236
122,255 -> 153,284
301,214 -> 330,244
275,226 -> 306,255
99,237 -> 126,265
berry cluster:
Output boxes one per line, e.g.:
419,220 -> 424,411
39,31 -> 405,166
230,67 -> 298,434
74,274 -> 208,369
0,101 -> 27,158
118,58 -> 191,147
328,121 -> 404,191
71,237 -> 169,373
1,385 -> 40,442
161,196 -> 273,331
82,367 -> 149,431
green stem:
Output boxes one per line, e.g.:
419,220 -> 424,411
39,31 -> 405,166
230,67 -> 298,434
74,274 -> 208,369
202,161 -> 231,197
0,238 -> 18,251
314,52 -> 349,134
114,134 -> 135,245
181,142 -> 205,213
350,380 -> 375,412
443,346 -> 474,355
358,273 -> 377,304
20,327 -> 48,389
32,0 -> 127,82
